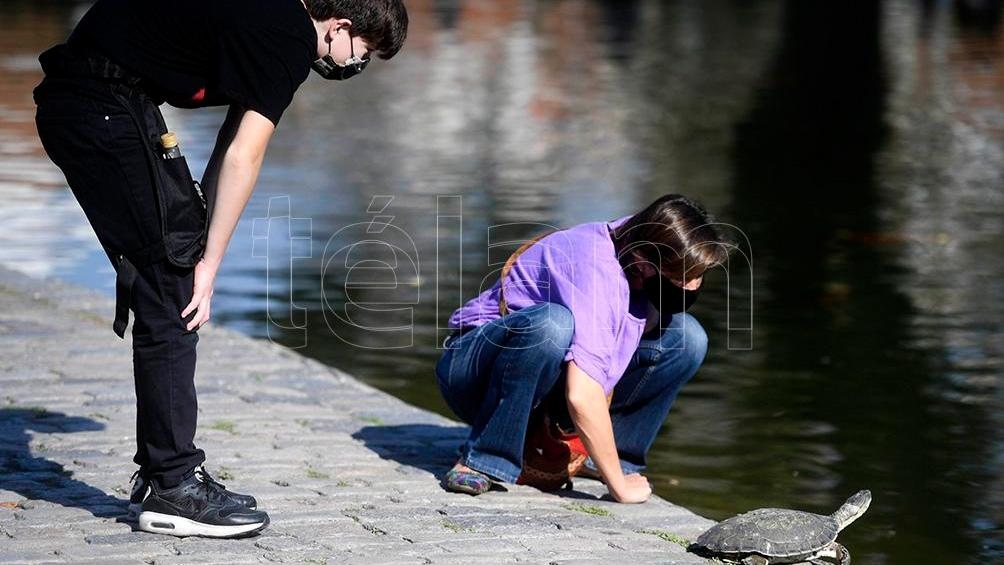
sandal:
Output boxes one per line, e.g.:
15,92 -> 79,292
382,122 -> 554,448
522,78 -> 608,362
443,467 -> 492,495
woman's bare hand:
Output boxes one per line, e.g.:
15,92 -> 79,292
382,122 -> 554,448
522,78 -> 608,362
181,257 -> 218,331
609,473 -> 652,504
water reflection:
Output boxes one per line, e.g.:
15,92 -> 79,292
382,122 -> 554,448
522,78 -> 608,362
0,1 -> 1001,564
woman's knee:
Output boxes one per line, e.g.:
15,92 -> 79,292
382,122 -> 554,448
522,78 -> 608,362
683,312 -> 708,363
508,302 -> 574,350
665,312 -> 708,366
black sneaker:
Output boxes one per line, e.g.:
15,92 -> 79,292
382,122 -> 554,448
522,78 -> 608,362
137,469 -> 269,538
127,470 -> 148,518
128,466 -> 257,517
194,466 -> 258,510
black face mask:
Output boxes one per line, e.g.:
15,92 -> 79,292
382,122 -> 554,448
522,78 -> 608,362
643,275 -> 700,315
311,33 -> 369,81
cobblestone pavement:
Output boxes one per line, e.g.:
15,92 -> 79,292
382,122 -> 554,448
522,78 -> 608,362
0,265 -> 715,564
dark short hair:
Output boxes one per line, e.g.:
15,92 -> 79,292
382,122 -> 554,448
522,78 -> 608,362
613,194 -> 732,282
305,0 -> 409,60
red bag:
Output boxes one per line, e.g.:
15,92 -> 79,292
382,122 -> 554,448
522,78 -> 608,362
517,411 -> 589,491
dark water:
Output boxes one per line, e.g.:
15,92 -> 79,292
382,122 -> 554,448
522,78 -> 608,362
1,1 -> 1002,563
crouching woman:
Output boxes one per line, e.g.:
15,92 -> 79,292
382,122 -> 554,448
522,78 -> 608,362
435,194 -> 730,503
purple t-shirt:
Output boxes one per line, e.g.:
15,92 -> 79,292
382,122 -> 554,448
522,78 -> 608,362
448,216 -> 649,394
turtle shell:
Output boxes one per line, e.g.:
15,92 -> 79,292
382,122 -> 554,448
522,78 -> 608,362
693,508 -> 839,558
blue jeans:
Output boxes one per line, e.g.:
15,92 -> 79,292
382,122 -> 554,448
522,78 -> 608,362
435,302 -> 708,483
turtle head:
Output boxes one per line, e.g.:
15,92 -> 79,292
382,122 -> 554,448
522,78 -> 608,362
831,490 -> 872,530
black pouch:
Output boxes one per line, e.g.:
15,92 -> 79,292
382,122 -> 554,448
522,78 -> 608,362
152,149 -> 208,268
110,81 -> 208,268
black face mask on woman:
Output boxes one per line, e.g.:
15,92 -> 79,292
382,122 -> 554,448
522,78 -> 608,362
643,275 -> 700,315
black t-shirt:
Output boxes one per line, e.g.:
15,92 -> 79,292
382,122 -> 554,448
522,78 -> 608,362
69,0 -> 316,126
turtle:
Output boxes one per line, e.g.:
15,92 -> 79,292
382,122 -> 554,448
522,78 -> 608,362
688,490 -> 872,565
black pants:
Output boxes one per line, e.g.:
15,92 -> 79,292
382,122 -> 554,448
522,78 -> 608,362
33,65 -> 205,487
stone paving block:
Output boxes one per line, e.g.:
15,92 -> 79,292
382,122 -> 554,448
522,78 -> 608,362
149,555 -> 263,565
308,534 -> 414,553
0,553 -> 73,565
335,556 -> 432,565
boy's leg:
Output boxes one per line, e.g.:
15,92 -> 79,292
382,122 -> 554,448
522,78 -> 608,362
435,303 -> 574,483
34,74 -> 204,484
131,259 -> 205,487
35,57 -> 267,538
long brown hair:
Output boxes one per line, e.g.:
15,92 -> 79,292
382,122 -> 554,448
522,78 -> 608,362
612,194 -> 731,282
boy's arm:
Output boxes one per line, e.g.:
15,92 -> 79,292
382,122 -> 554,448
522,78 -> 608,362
201,107 -> 273,265
200,104 -> 244,222
181,106 -> 274,330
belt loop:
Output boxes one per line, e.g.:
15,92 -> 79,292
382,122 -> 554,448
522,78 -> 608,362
113,254 -> 138,338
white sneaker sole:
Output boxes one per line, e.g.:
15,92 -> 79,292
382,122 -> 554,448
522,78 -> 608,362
138,511 -> 268,538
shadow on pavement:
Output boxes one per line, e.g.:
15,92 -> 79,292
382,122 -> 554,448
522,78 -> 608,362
0,408 -> 127,519
352,423 -> 615,500
353,423 -> 467,477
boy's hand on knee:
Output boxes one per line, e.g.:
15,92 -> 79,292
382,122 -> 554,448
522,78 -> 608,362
181,257 -> 218,331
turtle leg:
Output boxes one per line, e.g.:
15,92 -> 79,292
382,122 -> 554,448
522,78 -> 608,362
740,556 -> 770,565
833,542 -> 850,565
808,542 -> 850,565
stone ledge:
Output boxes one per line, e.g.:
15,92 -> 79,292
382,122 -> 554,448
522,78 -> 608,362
0,264 -> 714,564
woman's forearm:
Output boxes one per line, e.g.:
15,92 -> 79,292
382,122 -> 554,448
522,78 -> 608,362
565,361 -> 625,492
